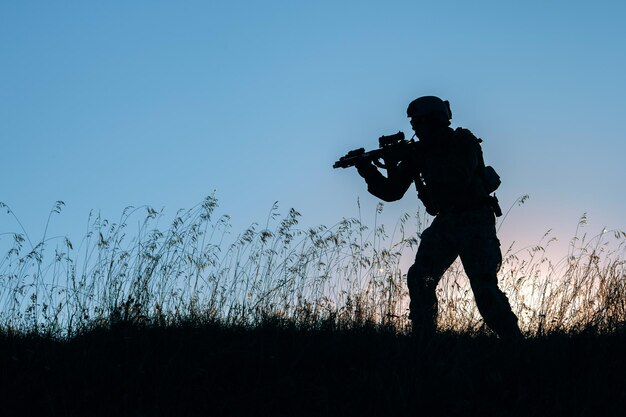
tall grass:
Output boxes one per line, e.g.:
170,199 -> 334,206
0,196 -> 624,338
436,219 -> 626,335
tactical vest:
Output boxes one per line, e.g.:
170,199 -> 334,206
415,128 -> 502,216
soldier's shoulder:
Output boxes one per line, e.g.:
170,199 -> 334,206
454,127 -> 479,140
454,127 -> 482,148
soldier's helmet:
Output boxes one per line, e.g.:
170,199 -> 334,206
406,96 -> 452,124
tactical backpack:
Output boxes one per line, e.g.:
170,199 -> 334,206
455,128 -> 503,216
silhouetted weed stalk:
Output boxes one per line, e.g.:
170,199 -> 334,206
0,196 -> 624,338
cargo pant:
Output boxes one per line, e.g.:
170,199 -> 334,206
407,207 -> 522,339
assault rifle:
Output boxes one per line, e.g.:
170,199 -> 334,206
333,131 -> 417,169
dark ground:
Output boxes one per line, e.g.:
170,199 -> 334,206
1,321 -> 625,417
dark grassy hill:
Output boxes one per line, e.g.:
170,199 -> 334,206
1,199 -> 624,416
2,321 -> 624,417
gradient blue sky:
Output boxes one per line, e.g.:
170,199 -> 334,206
2,1 -> 625,257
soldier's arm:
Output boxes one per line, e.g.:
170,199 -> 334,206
356,160 -> 414,202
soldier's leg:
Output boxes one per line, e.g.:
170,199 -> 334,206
458,213 -> 522,340
407,221 -> 458,336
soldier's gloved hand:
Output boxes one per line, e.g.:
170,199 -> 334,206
354,158 -> 378,179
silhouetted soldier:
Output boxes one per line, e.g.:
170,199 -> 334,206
354,96 -> 522,340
